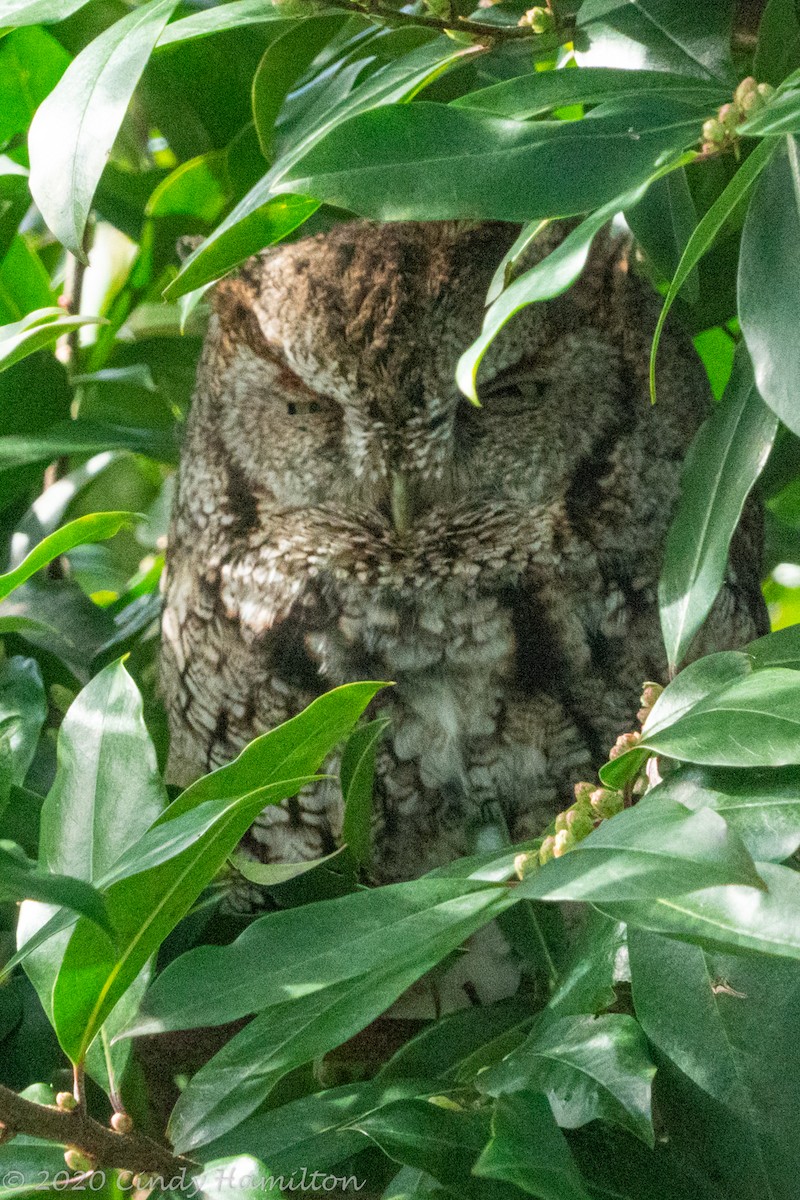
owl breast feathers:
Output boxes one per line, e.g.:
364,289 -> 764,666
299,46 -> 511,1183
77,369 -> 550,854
161,220 -> 767,894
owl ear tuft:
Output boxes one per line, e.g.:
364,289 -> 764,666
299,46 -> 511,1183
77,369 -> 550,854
213,276 -> 271,359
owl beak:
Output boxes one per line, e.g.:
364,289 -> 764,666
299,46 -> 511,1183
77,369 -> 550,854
390,470 -> 412,536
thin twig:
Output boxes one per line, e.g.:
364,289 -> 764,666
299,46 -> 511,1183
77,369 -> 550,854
324,0 -> 574,43
0,1086 -> 198,1180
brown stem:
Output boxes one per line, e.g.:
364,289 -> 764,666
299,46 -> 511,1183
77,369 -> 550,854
0,1086 -> 198,1180
324,0 -> 574,43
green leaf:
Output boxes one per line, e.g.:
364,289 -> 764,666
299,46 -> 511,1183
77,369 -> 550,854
157,1 -> 291,48
0,308 -> 104,372
169,949 -> 486,1154
650,137 -> 777,401
145,152 -> 230,222
0,512 -> 136,602
739,136 -> 800,436
231,846 -> 347,887
0,27 -> 70,146
199,1077 -> 427,1174
0,841 -> 110,930
455,66 -> 727,119
51,775 -> 315,1064
356,1100 -> 491,1194
739,79 -> 800,137
28,0 -> 179,257
474,1092 -> 591,1200
576,0 -> 736,83
0,656 -> 45,806
629,931 -> 800,1192
252,16 -> 346,159
0,420 -> 179,466
515,799 -> 764,902
166,36 -> 469,298
479,1014 -> 656,1146
644,764 -> 800,861
754,0 -> 800,87
658,343 -> 778,670
625,165 -> 699,296
195,1157 -> 282,1200
123,877 -> 513,1038
642,667 -> 800,766
456,152 -> 695,400
18,660 -> 166,1091
747,624 -> 800,670
165,681 -> 387,821
274,97 -> 708,222
0,170 -> 29,266
341,718 -> 387,868
599,861 -> 800,960
0,0 -> 89,25
162,193 -> 319,300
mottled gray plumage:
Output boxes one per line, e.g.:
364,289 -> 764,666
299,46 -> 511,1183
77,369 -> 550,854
161,220 -> 767,899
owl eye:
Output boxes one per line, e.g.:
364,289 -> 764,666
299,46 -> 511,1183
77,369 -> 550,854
286,399 -> 323,416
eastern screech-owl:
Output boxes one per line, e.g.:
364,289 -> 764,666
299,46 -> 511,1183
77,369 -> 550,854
161,220 -> 767,900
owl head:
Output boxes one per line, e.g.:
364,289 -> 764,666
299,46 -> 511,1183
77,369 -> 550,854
205,220 -> 631,533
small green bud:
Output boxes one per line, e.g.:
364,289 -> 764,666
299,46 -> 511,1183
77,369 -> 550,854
566,806 -> 594,840
514,851 -> 538,879
609,730 -> 641,760
56,1091 -> 78,1111
539,835 -> 556,865
555,809 -> 569,833
553,828 -> 575,857
64,1148 -> 94,1174
756,82 -> 775,101
702,117 -> 725,146
518,5 -> 554,32
590,787 -> 623,819
718,102 -> 738,129
734,76 -> 758,107
573,780 -> 594,805
110,1111 -> 133,1134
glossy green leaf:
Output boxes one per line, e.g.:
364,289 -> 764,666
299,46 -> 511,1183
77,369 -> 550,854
0,308 -> 104,372
476,1091 -> 591,1200
164,681 -> 386,821
0,170 -> 29,266
157,1 -> 291,47
194,1156 -> 282,1200
18,660 -> 166,1090
51,774 -> 315,1064
166,37 -> 470,298
252,16 -> 345,159
625,164 -> 699,295
0,0 -> 89,25
0,512 -> 135,601
0,420 -> 179,466
455,66 -> 726,118
747,624 -> 800,671
0,841 -> 110,930
644,764 -> 800,861
599,861 -> 800,960
356,1100 -> 490,1194
659,344 -> 778,670
169,950 -> 481,1154
642,667 -> 800,766
123,877 -> 513,1038
739,80 -> 800,136
0,656 -> 45,804
28,0 -> 179,257
739,137 -> 800,435
0,27 -> 70,146
479,1014 -> 656,1146
341,717 -> 387,868
515,799 -> 763,902
199,1077 -> 427,1173
275,97 -> 708,222
650,137 -> 777,401
231,846 -> 347,887
456,152 -> 695,400
629,931 -> 800,1192
576,0 -> 736,83
146,152 -> 230,222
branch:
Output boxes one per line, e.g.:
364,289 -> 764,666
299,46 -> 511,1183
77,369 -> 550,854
323,0 -> 575,43
0,1086 -> 197,1181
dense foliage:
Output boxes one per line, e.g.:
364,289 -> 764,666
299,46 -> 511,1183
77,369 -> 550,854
2,0 -> 800,1196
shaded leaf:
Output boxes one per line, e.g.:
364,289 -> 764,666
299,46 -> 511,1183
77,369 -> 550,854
157,1 -> 291,48
658,343 -> 778,670
0,308 -> 104,372
479,1014 -> 656,1146
474,1091 -> 591,1200
0,512 -> 136,601
0,841 -> 110,930
341,717 -> 388,868
739,136 -> 800,435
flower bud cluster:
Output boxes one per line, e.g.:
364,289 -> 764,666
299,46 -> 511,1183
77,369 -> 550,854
701,77 -> 775,154
536,779 -> 623,865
